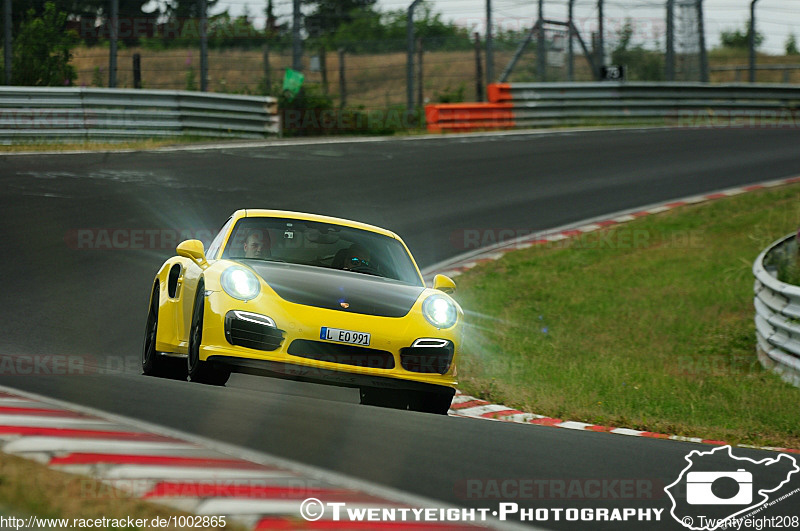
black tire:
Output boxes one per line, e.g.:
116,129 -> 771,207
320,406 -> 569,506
187,282 -> 231,386
142,283 -> 188,380
408,388 -> 455,415
142,283 -> 162,375
359,387 -> 410,410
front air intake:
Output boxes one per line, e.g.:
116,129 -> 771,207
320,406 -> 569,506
288,340 -> 395,369
400,339 -> 454,374
224,311 -> 284,351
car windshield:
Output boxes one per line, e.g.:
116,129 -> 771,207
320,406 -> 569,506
221,217 -> 423,286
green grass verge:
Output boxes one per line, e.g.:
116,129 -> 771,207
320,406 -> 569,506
453,183 -> 800,448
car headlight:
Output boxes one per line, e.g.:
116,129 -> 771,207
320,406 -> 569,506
422,294 -> 457,329
221,267 -> 261,301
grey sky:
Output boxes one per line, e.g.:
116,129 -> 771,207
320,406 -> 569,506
204,0 -> 798,55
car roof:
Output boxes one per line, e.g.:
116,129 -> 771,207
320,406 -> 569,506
234,209 -> 400,240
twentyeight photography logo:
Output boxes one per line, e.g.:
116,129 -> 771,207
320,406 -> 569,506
665,446 -> 799,530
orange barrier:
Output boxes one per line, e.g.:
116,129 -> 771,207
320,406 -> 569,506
425,102 -> 514,133
487,83 -> 512,103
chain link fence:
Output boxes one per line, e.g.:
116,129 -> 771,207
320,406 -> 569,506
2,0 -> 798,112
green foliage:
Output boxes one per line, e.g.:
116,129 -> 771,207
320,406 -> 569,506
786,34 -> 799,55
91,66 -> 104,87
304,0 -> 378,39
767,237 -> 800,286
434,83 -> 466,103
9,0 -> 103,32
610,19 -> 664,81
317,2 -> 472,53
138,9 -> 291,51
184,66 -> 196,91
12,2 -> 78,86
276,82 -> 422,137
720,24 -> 764,50
207,13 -> 264,49
163,0 -> 219,20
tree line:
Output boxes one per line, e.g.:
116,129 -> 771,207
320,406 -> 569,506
0,0 -> 526,52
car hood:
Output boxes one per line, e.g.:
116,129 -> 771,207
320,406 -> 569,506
245,261 -> 426,318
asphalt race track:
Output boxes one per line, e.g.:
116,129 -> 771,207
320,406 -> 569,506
2,127 -> 800,530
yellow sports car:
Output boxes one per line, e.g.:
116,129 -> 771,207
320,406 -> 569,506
142,210 -> 461,414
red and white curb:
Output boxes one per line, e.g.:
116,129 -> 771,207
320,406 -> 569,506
0,387 -> 518,530
431,175 -> 800,454
447,391 -> 800,455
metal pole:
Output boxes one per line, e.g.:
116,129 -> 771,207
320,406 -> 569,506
406,0 -> 422,112
666,0 -> 674,81
3,0 -> 11,85
486,0 -> 494,85
749,0 -> 759,83
567,0 -> 575,81
338,48 -> 346,108
537,0 -> 545,82
572,22 -> 598,78
597,0 -> 604,74
199,0 -> 208,91
416,37 -> 423,107
474,32 -> 484,101
109,0 -> 118,88
292,0 -> 302,71
263,44 -> 271,89
320,46 -> 328,94
696,0 -> 708,82
133,53 -> 141,88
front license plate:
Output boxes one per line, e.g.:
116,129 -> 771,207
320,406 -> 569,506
320,327 -> 371,346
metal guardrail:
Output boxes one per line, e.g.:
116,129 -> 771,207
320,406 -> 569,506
753,233 -> 800,388
487,82 -> 800,128
0,87 -> 279,141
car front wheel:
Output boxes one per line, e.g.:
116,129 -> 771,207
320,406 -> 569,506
142,283 -> 187,380
187,283 -> 231,386
408,388 -> 454,415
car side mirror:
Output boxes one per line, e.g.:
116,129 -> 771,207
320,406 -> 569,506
432,274 -> 456,294
177,239 -> 208,268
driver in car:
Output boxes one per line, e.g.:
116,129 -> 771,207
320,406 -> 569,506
342,244 -> 371,271
243,229 -> 271,259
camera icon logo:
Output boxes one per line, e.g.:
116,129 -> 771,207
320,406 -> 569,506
686,469 -> 753,505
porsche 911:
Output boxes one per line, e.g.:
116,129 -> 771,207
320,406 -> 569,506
142,209 -> 462,414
